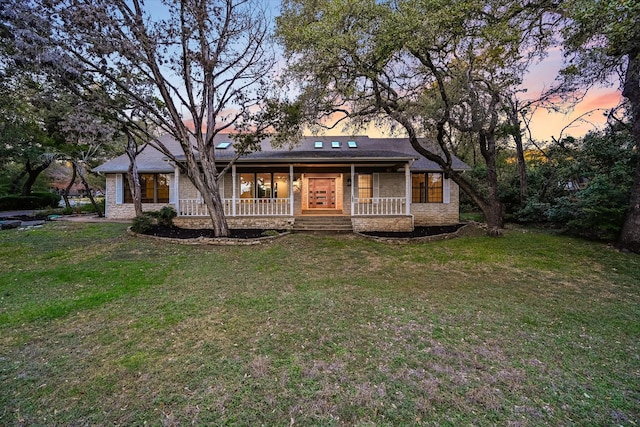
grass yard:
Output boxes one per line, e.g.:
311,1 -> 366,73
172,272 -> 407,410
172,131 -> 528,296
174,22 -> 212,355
1,222 -> 639,426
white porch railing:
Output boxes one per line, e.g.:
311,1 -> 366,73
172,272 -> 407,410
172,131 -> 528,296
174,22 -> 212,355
179,198 -> 291,217
352,197 -> 407,216
179,199 -> 211,217
234,198 -> 291,216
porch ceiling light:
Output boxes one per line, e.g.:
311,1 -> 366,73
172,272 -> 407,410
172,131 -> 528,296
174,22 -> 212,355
331,141 -> 341,148
314,141 -> 323,149
216,141 -> 232,149
348,141 -> 357,148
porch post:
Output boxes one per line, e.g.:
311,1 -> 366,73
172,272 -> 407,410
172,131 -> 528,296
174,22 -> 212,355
232,164 -> 237,217
174,165 -> 180,216
405,162 -> 411,215
289,164 -> 294,216
351,163 -> 355,215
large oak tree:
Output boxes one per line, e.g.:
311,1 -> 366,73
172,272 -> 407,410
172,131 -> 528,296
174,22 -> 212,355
4,0 -> 283,236
556,0 -> 640,253
276,0 -> 552,234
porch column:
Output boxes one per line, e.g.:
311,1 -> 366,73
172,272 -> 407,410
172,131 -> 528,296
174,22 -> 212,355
174,165 -> 180,215
350,163 -> 355,215
289,164 -> 294,216
232,164 -> 237,217
405,162 -> 411,215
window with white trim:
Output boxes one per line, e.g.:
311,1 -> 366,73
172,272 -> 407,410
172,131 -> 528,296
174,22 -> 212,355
412,172 -> 444,203
123,173 -> 171,203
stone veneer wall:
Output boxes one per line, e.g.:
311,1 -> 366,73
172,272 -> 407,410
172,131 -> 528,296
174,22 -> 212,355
411,180 -> 460,225
351,216 -> 413,232
105,172 -> 461,227
377,173 -> 405,197
104,174 -> 173,219
174,216 -> 295,230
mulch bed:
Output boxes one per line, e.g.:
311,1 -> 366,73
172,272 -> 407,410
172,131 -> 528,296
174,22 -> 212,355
144,225 -> 284,239
361,224 -> 465,238
143,224 -> 466,239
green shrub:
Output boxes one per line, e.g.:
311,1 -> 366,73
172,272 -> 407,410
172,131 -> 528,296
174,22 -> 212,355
514,199 -> 551,223
0,193 -> 61,210
131,215 -> 154,233
31,192 -> 62,208
62,207 -> 74,215
157,206 -> 177,228
80,203 -> 96,213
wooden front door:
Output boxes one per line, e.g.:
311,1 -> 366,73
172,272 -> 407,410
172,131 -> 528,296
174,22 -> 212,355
308,178 -> 336,209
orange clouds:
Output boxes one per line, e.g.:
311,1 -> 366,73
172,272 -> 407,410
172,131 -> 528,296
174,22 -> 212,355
576,90 -> 622,114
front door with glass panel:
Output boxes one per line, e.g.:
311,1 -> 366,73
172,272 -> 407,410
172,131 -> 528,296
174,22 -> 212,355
308,178 -> 336,208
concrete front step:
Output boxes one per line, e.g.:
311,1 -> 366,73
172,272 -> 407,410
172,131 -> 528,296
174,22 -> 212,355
293,216 -> 353,231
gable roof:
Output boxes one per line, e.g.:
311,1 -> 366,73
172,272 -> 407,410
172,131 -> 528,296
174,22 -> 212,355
94,134 -> 470,173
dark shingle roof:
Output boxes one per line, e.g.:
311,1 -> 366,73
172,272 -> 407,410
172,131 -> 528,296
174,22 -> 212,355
94,134 -> 470,173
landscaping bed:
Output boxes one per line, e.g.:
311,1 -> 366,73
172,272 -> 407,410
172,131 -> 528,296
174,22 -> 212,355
142,225 -> 286,239
361,224 -> 465,238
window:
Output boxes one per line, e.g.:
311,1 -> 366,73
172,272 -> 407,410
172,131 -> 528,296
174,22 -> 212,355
124,173 -> 171,203
314,141 -> 323,149
412,172 -> 443,203
331,141 -> 341,148
257,173 -> 272,198
216,141 -> 232,149
357,174 -> 373,199
240,172 -> 289,199
348,141 -> 357,148
240,173 -> 254,199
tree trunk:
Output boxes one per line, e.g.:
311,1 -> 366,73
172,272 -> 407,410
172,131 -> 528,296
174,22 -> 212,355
478,132 -> 505,234
507,105 -> 528,205
75,161 -> 104,217
125,135 -> 143,217
616,50 -> 640,253
21,158 -> 53,196
62,162 -> 78,209
514,133 -> 528,205
203,183 -> 229,237
199,155 -> 230,237
391,108 -> 504,236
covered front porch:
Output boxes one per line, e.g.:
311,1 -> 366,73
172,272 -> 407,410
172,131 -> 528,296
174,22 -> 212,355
175,163 -> 412,219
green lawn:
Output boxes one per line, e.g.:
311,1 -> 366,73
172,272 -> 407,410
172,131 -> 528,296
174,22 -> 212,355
1,222 -> 639,426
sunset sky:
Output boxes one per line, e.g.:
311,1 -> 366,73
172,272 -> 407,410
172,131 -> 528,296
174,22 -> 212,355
518,48 -> 622,143
182,3 -> 623,145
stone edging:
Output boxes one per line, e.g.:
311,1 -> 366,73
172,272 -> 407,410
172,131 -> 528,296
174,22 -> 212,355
127,227 -> 290,245
355,222 -> 486,244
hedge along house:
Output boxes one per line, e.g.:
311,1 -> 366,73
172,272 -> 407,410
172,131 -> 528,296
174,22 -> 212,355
94,134 -> 470,232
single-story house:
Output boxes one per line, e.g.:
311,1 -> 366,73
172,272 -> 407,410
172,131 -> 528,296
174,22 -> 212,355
94,134 -> 470,232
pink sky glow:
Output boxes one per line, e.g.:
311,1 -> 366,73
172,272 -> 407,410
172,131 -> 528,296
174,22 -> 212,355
180,48 -> 622,144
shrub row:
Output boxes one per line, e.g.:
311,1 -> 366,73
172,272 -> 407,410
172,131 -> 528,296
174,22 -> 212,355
0,192 -> 61,211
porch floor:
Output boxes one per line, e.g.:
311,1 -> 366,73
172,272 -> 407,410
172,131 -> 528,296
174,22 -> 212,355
300,209 -> 347,216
